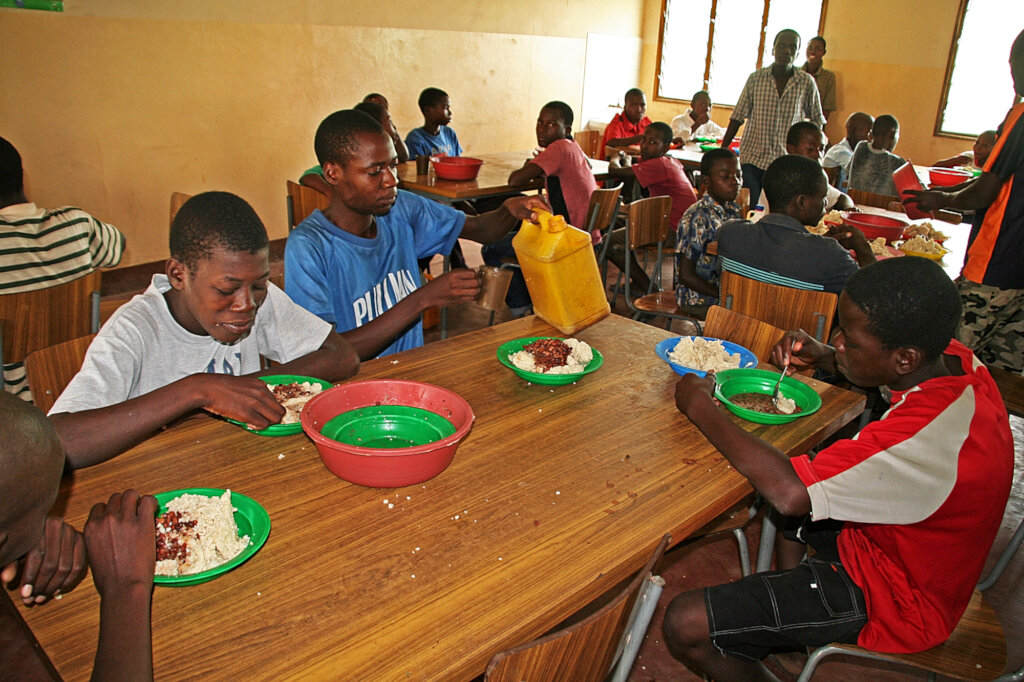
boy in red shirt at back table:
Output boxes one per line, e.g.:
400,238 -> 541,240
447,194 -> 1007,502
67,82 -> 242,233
602,88 -> 652,158
662,257 -> 1013,681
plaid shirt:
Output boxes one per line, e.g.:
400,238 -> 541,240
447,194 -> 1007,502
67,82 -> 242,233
674,193 -> 742,306
731,66 -> 824,169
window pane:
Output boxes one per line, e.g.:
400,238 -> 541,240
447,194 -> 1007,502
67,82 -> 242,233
941,0 -> 1023,136
765,0 -> 822,65
657,0 -> 713,101
708,0 -> 765,106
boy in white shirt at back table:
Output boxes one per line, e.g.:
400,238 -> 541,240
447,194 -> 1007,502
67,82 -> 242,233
671,90 -> 727,145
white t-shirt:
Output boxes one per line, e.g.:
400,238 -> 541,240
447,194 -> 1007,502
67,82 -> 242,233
757,182 -> 848,212
670,109 -> 727,143
51,275 -> 332,414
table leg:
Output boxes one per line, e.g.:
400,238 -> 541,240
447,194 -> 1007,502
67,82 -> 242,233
440,255 -> 450,340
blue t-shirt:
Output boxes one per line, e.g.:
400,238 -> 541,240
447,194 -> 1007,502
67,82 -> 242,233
405,126 -> 463,158
284,190 -> 465,357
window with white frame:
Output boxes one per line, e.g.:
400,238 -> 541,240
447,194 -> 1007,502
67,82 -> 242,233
937,0 -> 1024,137
656,0 -> 825,107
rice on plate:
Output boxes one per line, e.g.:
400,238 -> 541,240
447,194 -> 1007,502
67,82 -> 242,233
669,337 -> 742,373
155,490 -> 250,576
510,338 -> 593,374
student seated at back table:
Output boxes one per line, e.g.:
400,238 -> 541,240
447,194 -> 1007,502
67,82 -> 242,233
484,101 -> 597,315
757,121 -> 854,212
601,87 -> 652,158
0,136 -> 126,401
670,90 -> 726,145
0,393 -> 158,678
822,111 -> 873,189
717,154 -> 874,295
606,121 -> 699,294
301,99 -> 407,195
847,114 -> 906,196
286,109 -> 548,357
49,192 -> 361,469
675,148 -> 743,308
932,129 -> 997,171
662,256 -> 1013,680
405,87 -> 462,159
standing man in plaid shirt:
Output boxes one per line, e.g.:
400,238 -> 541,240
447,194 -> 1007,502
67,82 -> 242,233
721,29 -> 825,203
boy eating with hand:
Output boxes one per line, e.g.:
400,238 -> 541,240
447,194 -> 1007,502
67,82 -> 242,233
50,192 -> 360,469
663,257 -> 1013,680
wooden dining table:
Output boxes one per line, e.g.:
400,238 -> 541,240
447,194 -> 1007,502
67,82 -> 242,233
20,313 -> 864,681
397,150 -> 611,204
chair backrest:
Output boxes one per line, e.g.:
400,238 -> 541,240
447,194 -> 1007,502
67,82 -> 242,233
626,195 -> 673,249
0,270 -> 102,368
286,180 -> 330,230
575,130 -> 602,160
169,191 -> 192,227
583,186 -> 622,237
849,188 -> 900,209
484,535 -> 670,682
719,269 -> 837,342
24,333 -> 96,413
702,306 -> 785,363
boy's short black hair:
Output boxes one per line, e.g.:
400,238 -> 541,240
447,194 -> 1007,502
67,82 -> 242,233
363,92 -> 384,102
418,87 -> 448,111
353,100 -> 387,125
809,35 -> 827,49
0,136 -> 24,198
169,192 -> 269,271
541,101 -> 574,128
774,28 -> 801,48
315,109 -> 385,167
646,121 -> 673,145
873,114 -> 899,138
624,87 -> 645,101
763,154 -> 825,208
786,120 -> 822,147
691,89 -> 711,104
844,257 -> 960,361
700,147 -> 737,177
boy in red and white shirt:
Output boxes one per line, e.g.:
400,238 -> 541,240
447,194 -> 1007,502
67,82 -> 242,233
662,257 -> 1013,680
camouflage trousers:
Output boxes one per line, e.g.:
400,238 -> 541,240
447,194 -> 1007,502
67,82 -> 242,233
957,279 -> 1024,372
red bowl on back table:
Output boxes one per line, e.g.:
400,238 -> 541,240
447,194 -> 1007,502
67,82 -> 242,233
928,167 -> 973,187
431,156 -> 484,181
841,211 -> 909,243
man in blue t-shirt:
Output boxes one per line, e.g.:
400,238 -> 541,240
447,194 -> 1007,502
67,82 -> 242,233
286,109 -> 545,360
405,87 -> 463,158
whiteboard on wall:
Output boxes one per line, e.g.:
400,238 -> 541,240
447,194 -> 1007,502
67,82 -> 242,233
580,33 -> 643,130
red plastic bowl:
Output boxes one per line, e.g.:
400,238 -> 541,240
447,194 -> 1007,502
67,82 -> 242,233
431,156 -> 484,181
301,380 -> 474,487
928,167 -> 973,187
841,211 -> 909,243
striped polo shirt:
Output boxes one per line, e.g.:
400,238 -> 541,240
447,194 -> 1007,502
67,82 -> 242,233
1,202 -> 124,399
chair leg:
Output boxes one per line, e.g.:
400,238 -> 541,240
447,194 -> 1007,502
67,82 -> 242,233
797,644 -> 895,681
487,310 -> 496,327
994,664 -> 1024,681
609,575 -> 664,682
756,506 -> 779,573
733,528 -> 751,577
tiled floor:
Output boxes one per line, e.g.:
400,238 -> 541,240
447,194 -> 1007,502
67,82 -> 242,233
431,241 -> 1024,681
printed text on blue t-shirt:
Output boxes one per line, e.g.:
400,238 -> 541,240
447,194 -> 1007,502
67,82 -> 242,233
353,269 -> 419,325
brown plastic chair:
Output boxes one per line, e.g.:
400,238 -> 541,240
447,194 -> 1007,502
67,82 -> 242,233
287,180 -> 330,230
574,130 -> 602,160
622,196 -> 699,328
989,367 -> 1024,418
24,333 -> 96,413
584,186 -> 623,240
485,535 -> 670,682
703,305 -> 785,364
797,515 -> 1024,681
170,191 -> 192,226
0,270 -> 102,392
719,269 -> 837,342
848,188 -> 900,209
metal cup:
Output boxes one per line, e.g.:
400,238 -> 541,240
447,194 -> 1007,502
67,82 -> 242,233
474,265 -> 513,311
416,155 -> 430,174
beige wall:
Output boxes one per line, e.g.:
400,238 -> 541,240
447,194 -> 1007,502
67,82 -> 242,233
641,0 -> 997,167
0,0 -> 643,265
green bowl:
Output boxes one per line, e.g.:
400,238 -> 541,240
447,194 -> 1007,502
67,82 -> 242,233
699,144 -> 719,152
693,136 -> 717,144
320,405 -> 456,449
496,337 -> 604,386
225,375 -> 333,436
714,368 -> 822,424
153,488 -> 270,587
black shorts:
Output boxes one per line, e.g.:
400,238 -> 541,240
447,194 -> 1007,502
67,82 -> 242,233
704,522 -> 868,661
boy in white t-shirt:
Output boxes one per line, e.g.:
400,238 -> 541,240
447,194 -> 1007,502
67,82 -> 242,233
50,192 -> 361,469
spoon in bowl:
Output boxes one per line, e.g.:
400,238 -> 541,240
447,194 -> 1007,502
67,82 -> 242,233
771,359 -> 796,414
